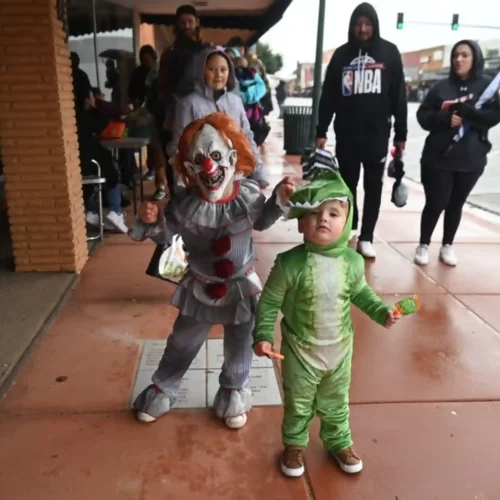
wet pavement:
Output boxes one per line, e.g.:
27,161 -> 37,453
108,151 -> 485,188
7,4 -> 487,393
1,121 -> 500,499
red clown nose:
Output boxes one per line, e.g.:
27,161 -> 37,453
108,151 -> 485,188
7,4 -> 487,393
202,157 -> 216,176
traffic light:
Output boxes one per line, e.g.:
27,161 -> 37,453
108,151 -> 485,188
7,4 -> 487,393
452,13 -> 459,31
397,12 -> 404,30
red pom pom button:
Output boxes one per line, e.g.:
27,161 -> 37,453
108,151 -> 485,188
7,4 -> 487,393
205,283 -> 228,299
213,235 -> 231,256
213,259 -> 234,279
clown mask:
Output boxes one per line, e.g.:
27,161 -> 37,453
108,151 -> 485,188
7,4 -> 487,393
184,124 -> 237,202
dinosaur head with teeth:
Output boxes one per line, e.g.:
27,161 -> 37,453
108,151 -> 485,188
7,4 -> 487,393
175,113 -> 257,202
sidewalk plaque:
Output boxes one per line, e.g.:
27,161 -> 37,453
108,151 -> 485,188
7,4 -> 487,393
131,369 -> 206,409
131,339 -> 281,410
206,338 -> 273,370
207,368 -> 281,407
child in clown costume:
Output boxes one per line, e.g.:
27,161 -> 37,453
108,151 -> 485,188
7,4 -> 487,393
253,157 -> 401,477
129,112 -> 295,429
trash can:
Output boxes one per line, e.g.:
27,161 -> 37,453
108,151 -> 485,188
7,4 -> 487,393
283,105 -> 312,155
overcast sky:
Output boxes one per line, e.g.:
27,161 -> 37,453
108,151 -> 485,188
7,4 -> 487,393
261,0 -> 500,73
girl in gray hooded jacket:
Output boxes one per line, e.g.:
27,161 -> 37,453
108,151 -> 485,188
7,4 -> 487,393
167,47 -> 269,189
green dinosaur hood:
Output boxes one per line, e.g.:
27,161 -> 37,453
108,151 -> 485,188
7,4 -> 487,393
286,171 -> 354,256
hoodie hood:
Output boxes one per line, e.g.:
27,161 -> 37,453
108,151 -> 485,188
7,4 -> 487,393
449,39 -> 484,82
348,2 -> 380,46
287,172 -> 354,257
192,47 -> 236,98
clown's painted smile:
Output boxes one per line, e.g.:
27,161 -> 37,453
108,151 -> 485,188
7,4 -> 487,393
199,166 -> 226,191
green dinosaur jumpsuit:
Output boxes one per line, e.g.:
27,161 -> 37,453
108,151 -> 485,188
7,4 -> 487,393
254,171 -> 390,453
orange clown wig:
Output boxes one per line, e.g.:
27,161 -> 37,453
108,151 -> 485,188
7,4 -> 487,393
174,112 -> 257,187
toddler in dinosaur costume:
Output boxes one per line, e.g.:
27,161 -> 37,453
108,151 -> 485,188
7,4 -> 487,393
253,156 -> 401,477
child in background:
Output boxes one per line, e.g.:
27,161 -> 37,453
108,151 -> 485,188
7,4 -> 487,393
167,47 -> 269,190
253,157 -> 403,477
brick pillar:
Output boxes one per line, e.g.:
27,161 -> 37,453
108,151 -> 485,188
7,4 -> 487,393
0,0 -> 88,273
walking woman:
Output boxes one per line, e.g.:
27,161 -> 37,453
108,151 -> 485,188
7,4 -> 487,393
414,40 -> 500,266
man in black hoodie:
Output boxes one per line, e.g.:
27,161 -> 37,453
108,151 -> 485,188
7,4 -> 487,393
157,5 -> 212,199
316,2 -> 407,259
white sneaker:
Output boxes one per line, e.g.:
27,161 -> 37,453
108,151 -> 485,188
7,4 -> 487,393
86,211 -> 99,226
86,211 -> 114,231
105,211 -> 128,233
357,240 -> 376,259
414,244 -> 430,266
224,413 -> 247,429
439,245 -> 457,266
349,229 -> 358,242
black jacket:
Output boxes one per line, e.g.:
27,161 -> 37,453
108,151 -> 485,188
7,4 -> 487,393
316,3 -> 407,151
159,39 -> 212,100
76,107 -> 116,185
418,40 -> 500,172
128,65 -> 151,106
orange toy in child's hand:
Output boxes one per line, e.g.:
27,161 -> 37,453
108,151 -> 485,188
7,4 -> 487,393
254,341 -> 285,360
266,351 -> 285,361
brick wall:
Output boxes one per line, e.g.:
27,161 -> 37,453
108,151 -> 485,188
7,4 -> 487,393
0,0 -> 88,273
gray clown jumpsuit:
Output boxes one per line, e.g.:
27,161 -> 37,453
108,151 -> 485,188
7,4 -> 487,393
253,172 -> 390,453
129,179 -> 284,420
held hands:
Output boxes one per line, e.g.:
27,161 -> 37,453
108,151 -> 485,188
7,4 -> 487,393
384,309 -> 401,329
138,202 -> 159,224
393,140 -> 406,152
315,137 -> 327,150
253,341 -> 284,360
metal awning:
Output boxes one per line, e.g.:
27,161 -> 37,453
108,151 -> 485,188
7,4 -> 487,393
67,0 -> 292,46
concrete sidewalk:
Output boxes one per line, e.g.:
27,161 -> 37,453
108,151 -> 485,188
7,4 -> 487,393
1,123 -> 500,500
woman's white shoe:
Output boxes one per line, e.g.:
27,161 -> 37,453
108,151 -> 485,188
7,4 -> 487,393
414,244 -> 430,266
439,245 -> 457,266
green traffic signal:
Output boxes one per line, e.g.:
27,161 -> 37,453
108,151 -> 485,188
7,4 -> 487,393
396,12 -> 404,30
452,13 -> 459,31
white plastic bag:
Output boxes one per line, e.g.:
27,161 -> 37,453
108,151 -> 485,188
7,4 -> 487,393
157,234 -> 189,284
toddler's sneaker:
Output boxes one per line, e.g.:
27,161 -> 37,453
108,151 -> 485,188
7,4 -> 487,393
439,244 -> 457,266
333,446 -> 363,474
133,384 -> 173,423
280,445 -> 305,477
414,244 -> 430,266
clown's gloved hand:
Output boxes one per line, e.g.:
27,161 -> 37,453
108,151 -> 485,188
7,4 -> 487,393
138,202 -> 159,225
276,176 -> 296,207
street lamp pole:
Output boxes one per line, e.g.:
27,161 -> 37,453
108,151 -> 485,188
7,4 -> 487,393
309,0 -> 326,145
90,0 -> 101,89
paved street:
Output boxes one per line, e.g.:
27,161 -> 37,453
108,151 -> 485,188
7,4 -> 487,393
286,98 -> 500,214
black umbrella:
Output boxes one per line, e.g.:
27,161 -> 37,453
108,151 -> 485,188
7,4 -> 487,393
98,49 -> 134,60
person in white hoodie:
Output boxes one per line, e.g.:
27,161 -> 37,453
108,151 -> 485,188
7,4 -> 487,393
167,47 -> 269,190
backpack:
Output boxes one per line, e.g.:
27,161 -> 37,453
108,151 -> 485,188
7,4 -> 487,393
246,104 -> 270,146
